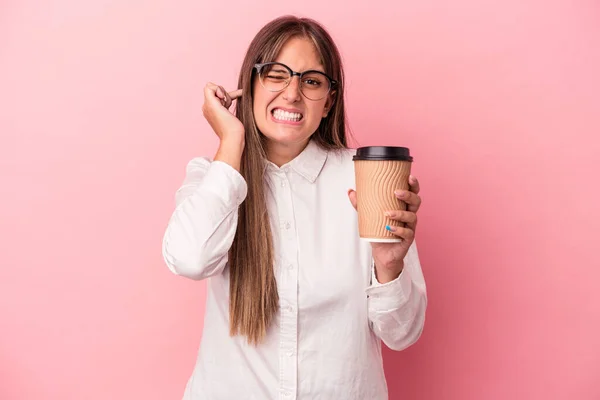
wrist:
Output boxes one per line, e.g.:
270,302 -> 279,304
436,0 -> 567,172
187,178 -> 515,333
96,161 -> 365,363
374,261 -> 404,284
215,137 -> 245,172
221,133 -> 245,149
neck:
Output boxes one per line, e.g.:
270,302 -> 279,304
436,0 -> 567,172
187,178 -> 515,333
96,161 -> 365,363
266,139 -> 310,167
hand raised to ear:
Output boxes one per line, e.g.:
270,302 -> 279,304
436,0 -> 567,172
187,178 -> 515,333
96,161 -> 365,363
202,83 -> 244,141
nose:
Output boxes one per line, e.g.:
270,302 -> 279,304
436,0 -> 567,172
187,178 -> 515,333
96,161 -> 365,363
282,76 -> 302,102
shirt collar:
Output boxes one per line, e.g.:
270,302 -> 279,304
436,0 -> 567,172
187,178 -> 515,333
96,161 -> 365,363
265,139 -> 328,183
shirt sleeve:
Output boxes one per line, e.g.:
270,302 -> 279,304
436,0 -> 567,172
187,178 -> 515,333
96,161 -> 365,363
162,158 -> 247,280
365,240 -> 428,351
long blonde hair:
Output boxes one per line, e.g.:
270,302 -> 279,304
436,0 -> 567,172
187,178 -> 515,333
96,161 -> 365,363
229,16 -> 349,344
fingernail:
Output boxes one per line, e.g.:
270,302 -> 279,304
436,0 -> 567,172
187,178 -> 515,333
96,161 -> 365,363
385,225 -> 396,232
384,211 -> 392,217
395,190 -> 405,198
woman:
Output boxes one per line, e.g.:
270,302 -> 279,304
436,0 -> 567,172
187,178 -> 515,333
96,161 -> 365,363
162,15 -> 427,400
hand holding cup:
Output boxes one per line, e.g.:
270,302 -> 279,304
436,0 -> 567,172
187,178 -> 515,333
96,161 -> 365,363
348,146 -> 422,283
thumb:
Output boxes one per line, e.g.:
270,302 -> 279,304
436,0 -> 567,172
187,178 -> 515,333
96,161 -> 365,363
347,189 -> 357,211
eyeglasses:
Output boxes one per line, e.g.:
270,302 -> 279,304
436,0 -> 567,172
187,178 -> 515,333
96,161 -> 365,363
254,62 -> 337,101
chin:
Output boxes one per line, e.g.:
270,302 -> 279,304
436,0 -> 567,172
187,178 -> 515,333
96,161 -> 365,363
262,130 -> 312,147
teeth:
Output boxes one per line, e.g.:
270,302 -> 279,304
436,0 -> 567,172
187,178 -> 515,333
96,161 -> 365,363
273,109 -> 302,122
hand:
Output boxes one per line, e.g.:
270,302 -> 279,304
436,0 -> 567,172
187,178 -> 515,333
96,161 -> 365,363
348,175 -> 422,283
201,83 -> 244,142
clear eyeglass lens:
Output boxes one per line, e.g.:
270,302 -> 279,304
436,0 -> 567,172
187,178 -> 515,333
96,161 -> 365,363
259,64 -> 290,92
259,64 -> 331,100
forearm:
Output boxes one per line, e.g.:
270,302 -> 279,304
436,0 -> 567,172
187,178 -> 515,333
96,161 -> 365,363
367,271 -> 427,351
214,137 -> 245,172
366,241 -> 427,350
162,159 -> 247,280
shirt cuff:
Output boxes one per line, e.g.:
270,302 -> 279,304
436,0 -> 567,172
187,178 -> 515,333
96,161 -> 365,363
366,261 -> 413,311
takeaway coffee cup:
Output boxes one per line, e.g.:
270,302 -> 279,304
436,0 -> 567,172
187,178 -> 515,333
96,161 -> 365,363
352,146 -> 414,242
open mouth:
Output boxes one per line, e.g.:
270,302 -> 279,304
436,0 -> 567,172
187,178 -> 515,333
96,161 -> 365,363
271,108 -> 304,122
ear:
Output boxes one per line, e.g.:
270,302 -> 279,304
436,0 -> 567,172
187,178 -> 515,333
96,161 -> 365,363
323,91 -> 336,117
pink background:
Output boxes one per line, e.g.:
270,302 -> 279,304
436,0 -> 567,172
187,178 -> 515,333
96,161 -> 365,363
1,1 -> 599,399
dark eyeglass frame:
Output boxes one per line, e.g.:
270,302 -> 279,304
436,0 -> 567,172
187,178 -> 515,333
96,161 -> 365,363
253,62 -> 338,100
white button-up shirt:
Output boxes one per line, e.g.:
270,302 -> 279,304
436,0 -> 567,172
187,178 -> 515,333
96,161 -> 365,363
162,140 -> 427,400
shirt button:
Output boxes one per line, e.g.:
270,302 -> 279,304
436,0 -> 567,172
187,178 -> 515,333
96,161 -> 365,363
287,263 -> 294,270
286,350 -> 294,357
281,180 -> 286,187
283,221 -> 291,230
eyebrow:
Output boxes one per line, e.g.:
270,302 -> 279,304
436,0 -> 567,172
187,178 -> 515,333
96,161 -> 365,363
303,67 -> 325,72
275,62 -> 325,73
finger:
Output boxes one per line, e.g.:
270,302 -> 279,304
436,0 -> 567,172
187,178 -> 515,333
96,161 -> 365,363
347,189 -> 358,211
409,175 -> 420,195
203,84 -> 222,115
204,83 -> 230,109
384,210 -> 417,230
218,86 -> 229,107
221,87 -> 243,109
394,189 -> 422,213
384,225 -> 415,242
204,83 -> 225,107
228,89 -> 243,100
204,82 -> 219,98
